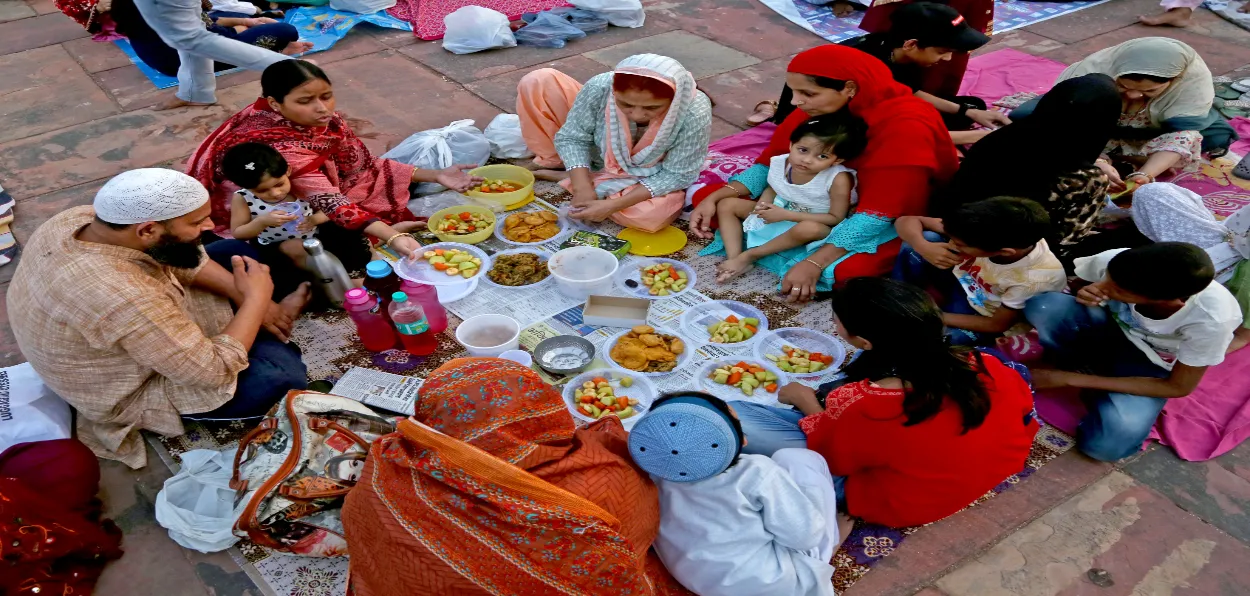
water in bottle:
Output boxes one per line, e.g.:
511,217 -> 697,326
388,291 -> 437,356
398,280 -> 448,334
302,238 -> 351,308
343,288 -> 397,351
364,260 -> 401,320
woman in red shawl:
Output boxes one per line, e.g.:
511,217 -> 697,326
341,358 -> 691,596
691,45 -> 958,302
187,60 -> 481,260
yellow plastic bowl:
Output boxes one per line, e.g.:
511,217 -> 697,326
428,204 -> 497,244
466,164 -> 536,209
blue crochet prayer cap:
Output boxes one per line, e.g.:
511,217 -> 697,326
628,395 -> 741,482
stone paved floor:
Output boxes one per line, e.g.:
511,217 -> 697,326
2,0 -> 1249,594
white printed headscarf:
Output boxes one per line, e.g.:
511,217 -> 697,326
603,54 -> 697,180
1132,182 -> 1250,283
94,168 -> 209,225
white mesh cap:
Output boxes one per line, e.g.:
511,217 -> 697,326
93,168 -> 209,225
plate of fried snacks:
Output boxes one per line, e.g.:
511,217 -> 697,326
482,249 -> 553,289
495,209 -> 567,246
604,325 -> 691,377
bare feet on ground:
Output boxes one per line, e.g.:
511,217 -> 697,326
281,282 -> 313,317
832,0 -> 856,17
715,254 -> 755,284
154,97 -> 216,111
1139,7 -> 1193,26
283,41 -> 315,55
747,101 -> 777,126
533,169 -> 570,182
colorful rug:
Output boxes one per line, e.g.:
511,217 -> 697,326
115,7 -> 411,90
387,0 -> 568,40
758,0 -> 1112,43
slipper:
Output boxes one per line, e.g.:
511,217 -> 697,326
746,100 -> 778,126
1235,153 -> 1250,181
1232,78 -> 1250,93
1216,81 -> 1244,100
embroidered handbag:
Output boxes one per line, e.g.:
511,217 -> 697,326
229,391 -> 396,557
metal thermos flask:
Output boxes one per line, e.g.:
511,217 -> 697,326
302,238 -> 352,308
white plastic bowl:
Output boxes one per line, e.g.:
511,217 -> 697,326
753,328 -> 848,377
455,314 -> 521,357
680,300 -> 770,352
480,248 -> 554,290
614,258 -> 697,300
696,358 -> 790,406
561,368 -> 658,430
547,246 -> 619,299
602,328 -> 694,377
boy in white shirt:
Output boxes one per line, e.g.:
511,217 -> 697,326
628,392 -> 845,596
1024,243 -> 1243,461
894,197 -> 1067,345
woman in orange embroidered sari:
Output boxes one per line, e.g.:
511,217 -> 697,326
187,60 -> 480,260
341,358 -> 691,596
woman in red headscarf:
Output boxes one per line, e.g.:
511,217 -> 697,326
690,45 -> 958,302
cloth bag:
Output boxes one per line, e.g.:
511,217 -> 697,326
328,0 -> 396,14
483,114 -> 533,159
230,391 -> 396,557
514,11 -> 587,48
383,119 -> 491,195
442,6 -> 516,54
0,362 -> 72,453
568,0 -> 645,27
154,449 -> 241,553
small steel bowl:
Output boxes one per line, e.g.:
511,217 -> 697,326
534,335 -> 596,376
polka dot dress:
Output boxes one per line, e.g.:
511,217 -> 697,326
240,190 -> 316,245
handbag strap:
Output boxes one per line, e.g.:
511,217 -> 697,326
229,417 -> 279,492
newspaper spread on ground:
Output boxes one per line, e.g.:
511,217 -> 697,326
329,367 -> 422,415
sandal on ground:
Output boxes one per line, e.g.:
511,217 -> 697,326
1234,153 -> 1250,181
746,100 -> 778,126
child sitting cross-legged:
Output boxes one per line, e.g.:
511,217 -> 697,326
1024,243 -> 1243,461
222,142 -> 330,268
629,392 -> 850,596
714,113 -> 867,283
893,196 -> 1067,345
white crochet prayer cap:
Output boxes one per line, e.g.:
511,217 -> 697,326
93,168 -> 209,225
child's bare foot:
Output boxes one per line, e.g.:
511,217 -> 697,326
532,169 -> 570,182
392,221 -> 427,233
1139,7 -> 1193,26
716,254 -> 755,284
746,100 -> 777,126
281,282 -> 313,317
154,97 -> 216,111
1227,327 -> 1250,354
282,41 -> 314,55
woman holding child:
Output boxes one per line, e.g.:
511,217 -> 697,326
690,44 -> 958,302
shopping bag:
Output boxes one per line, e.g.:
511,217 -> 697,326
442,6 -> 517,54
0,362 -> 72,453
568,0 -> 645,28
483,114 -> 533,159
515,11 -> 587,48
154,449 -> 242,553
383,119 -> 491,194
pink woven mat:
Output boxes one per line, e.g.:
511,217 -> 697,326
389,0 -> 570,40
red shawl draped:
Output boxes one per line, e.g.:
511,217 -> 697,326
186,99 -> 417,232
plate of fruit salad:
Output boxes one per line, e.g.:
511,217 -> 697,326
680,301 -> 769,351
697,359 -> 789,405
393,242 -> 491,286
753,328 -> 847,377
615,258 -> 696,300
561,369 -> 658,430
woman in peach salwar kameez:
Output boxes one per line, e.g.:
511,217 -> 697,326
341,358 -> 692,596
516,54 -> 713,232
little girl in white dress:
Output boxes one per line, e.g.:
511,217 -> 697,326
714,114 -> 866,283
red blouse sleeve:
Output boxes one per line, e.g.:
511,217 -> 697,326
852,165 -> 933,221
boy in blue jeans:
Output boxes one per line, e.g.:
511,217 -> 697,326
1025,243 -> 1242,461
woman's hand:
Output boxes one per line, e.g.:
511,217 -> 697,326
754,203 -> 791,224
689,199 -> 720,239
389,234 -> 421,259
1097,160 -> 1125,192
252,16 -> 279,24
915,238 -> 964,269
425,164 -> 483,192
781,259 -> 821,303
967,108 -> 1012,129
568,200 -> 618,224
571,186 -> 599,209
778,383 -> 823,415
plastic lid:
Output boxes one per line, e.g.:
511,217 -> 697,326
343,288 -> 371,305
391,291 -> 409,302
366,260 -> 393,278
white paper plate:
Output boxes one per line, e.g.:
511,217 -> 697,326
602,328 -> 694,377
696,358 -> 790,406
480,248 -> 554,290
561,369 -> 658,430
614,258 -> 697,300
679,300 -> 770,352
434,277 -> 478,303
494,208 -> 570,246
393,242 -> 491,286
752,328 -> 848,377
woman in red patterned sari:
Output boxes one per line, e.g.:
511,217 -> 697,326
341,358 -> 691,596
187,60 -> 480,260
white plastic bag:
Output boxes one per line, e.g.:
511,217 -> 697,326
483,114 -> 533,159
568,0 -> 645,27
154,449 -> 242,553
328,0 -> 395,14
442,6 -> 517,54
384,119 -> 491,194
0,362 -> 72,453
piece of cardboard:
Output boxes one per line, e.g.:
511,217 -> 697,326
582,296 -> 650,328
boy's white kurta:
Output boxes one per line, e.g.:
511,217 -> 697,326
653,452 -> 837,596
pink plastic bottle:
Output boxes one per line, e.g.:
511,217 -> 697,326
344,288 -> 398,352
388,291 -> 438,356
398,280 -> 448,334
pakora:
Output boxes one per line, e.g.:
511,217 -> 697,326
502,210 -> 561,243
609,325 -> 685,373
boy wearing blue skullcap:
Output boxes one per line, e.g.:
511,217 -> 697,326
629,392 -> 841,596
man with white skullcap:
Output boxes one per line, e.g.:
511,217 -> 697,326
629,392 -> 845,596
8,168 -> 310,468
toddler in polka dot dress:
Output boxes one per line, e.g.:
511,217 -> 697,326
224,142 -> 330,268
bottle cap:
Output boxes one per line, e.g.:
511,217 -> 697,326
365,260 -> 393,279
344,288 -> 369,303
392,291 -> 409,302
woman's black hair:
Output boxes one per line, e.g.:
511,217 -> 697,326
833,278 -> 991,433
789,112 -> 869,161
1119,73 -> 1173,84
773,76 -> 850,124
221,143 -> 288,189
261,60 -> 331,102
650,391 -> 745,468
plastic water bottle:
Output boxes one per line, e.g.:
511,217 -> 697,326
389,291 -> 437,356
302,238 -> 351,308
343,288 -> 397,352
398,280 -> 448,334
364,260 -> 401,320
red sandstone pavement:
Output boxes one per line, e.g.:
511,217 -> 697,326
2,0 -> 1250,594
